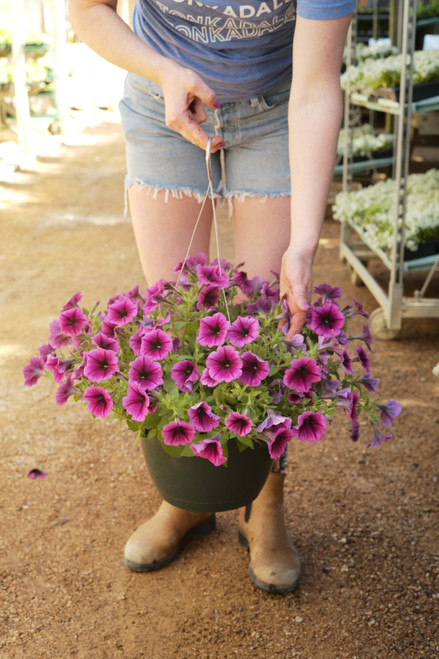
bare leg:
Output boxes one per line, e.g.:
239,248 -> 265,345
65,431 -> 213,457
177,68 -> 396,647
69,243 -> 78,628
124,185 -> 215,572
128,184 -> 213,284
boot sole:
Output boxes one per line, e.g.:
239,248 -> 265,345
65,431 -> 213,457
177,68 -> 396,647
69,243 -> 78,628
125,514 -> 216,573
238,527 -> 300,594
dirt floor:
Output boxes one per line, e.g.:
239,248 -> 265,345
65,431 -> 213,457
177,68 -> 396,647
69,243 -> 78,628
1,112 -> 439,659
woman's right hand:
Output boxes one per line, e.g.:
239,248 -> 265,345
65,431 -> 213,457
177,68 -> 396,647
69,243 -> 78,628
159,62 -> 225,153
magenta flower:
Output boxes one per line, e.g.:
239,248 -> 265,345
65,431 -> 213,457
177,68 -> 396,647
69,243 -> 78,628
171,360 -> 199,392
283,356 -> 322,393
61,291 -> 83,311
129,327 -> 147,355
129,355 -> 163,390
162,420 -> 195,446
106,297 -> 138,326
233,271 -> 265,296
378,399 -> 402,427
48,318 -> 71,348
197,312 -> 229,348
83,348 -> 119,382
225,412 -> 253,436
351,421 -> 360,442
206,345 -> 243,383
239,351 -> 270,387
355,345 -> 370,372
173,252 -> 208,274
341,348 -> 354,374
83,385 -> 114,418
27,468 -> 47,480
23,356 -> 45,386
292,411 -> 326,442
200,368 -> 218,387
141,328 -> 173,360
190,436 -> 227,466
196,264 -> 230,289
59,307 -> 88,337
45,355 -> 75,383
143,279 -> 166,313
39,343 -> 54,361
196,285 -> 220,310
309,301 -> 345,338
228,316 -> 260,348
56,375 -> 79,405
92,332 -> 119,352
122,382 -> 150,422
267,426 -> 294,459
188,401 -> 221,432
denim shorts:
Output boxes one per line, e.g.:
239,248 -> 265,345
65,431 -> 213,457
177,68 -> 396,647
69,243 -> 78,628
119,73 -> 291,200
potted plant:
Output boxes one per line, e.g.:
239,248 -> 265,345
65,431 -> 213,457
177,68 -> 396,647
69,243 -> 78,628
24,254 -> 401,511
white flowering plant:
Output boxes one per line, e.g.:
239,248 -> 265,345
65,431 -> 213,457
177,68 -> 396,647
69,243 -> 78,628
333,169 -> 439,258
24,255 -> 401,466
337,125 -> 394,158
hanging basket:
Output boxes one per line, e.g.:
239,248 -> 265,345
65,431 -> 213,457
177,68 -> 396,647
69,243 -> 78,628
141,434 -> 272,512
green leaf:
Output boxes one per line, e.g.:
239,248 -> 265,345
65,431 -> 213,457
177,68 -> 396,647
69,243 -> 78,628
143,411 -> 159,429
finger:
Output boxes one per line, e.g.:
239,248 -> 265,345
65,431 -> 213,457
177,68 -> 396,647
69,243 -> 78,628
287,310 -> 307,339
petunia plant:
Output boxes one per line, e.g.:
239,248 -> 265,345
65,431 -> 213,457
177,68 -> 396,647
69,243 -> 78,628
24,254 -> 401,466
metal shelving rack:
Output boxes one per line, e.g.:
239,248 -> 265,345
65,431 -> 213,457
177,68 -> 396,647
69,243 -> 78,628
339,0 -> 439,339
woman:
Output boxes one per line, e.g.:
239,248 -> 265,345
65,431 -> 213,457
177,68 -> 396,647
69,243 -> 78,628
68,0 -> 355,593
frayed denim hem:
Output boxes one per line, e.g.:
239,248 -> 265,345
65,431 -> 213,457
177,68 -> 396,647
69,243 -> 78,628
124,178 -> 223,216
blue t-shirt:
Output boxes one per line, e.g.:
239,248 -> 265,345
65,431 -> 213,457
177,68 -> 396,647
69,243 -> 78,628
133,0 -> 356,101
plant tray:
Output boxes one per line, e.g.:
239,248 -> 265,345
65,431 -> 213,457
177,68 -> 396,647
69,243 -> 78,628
370,79 -> 439,103
403,236 -> 439,262
352,148 -> 393,163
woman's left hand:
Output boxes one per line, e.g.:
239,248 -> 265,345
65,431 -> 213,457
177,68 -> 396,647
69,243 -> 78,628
280,247 -> 313,338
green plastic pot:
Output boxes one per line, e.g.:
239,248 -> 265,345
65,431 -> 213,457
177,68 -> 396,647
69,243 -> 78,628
141,435 -> 272,512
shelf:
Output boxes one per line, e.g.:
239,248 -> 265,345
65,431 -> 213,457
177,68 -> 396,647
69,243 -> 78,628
350,92 -> 439,115
334,156 -> 394,176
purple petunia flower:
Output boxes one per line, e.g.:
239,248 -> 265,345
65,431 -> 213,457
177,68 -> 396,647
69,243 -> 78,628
256,412 -> 292,434
196,264 -> 230,289
233,271 -> 265,297
162,420 -> 195,446
122,382 -> 150,422
239,351 -> 270,387
225,412 -> 253,436
309,301 -> 345,338
39,343 -> 54,362
228,316 -> 260,348
351,421 -> 360,442
349,391 -> 359,425
56,375 -> 79,405
378,399 -> 402,427
129,355 -> 163,390
200,368 -> 218,387
341,349 -> 354,374
23,356 -> 46,387
171,360 -> 199,392
83,385 -> 114,418
206,345 -> 243,383
106,297 -> 138,326
368,424 -> 393,448
283,356 -> 322,393
190,436 -> 227,466
83,348 -> 119,382
292,411 -> 326,442
188,401 -> 221,432
196,285 -> 220,310
267,426 -> 294,459
141,328 -> 173,360
358,372 -> 379,393
92,332 -> 119,352
313,283 -> 342,302
59,307 -> 88,337
355,345 -> 370,372
173,252 -> 208,274
48,318 -> 71,349
197,312 -> 229,348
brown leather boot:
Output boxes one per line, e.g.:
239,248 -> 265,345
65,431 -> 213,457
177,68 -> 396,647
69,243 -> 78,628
124,501 -> 216,572
238,472 -> 301,593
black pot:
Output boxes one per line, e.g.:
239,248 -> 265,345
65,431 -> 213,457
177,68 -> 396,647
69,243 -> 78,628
141,435 -> 272,512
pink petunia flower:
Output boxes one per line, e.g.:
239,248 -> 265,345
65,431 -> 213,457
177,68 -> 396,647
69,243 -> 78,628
196,285 -> 220,310
267,426 -> 294,459
129,355 -> 163,390
83,385 -> 114,418
196,264 -> 230,289
141,328 -> 173,360
283,356 -> 322,393
225,412 -> 253,437
23,356 -> 45,387
83,348 -> 119,382
122,382 -> 150,422
143,279 -> 167,313
239,351 -> 270,387
188,401 -> 221,432
227,316 -> 260,348
56,374 -> 79,405
59,307 -> 88,337
200,368 -> 218,387
106,297 -> 138,326
171,360 -> 199,392
197,312 -> 229,348
309,301 -> 345,338
46,355 -> 74,383
61,291 -> 83,311
206,345 -> 243,383
162,420 -> 195,446
92,332 -> 119,352
48,318 -> 71,349
292,411 -> 326,442
190,436 -> 227,466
